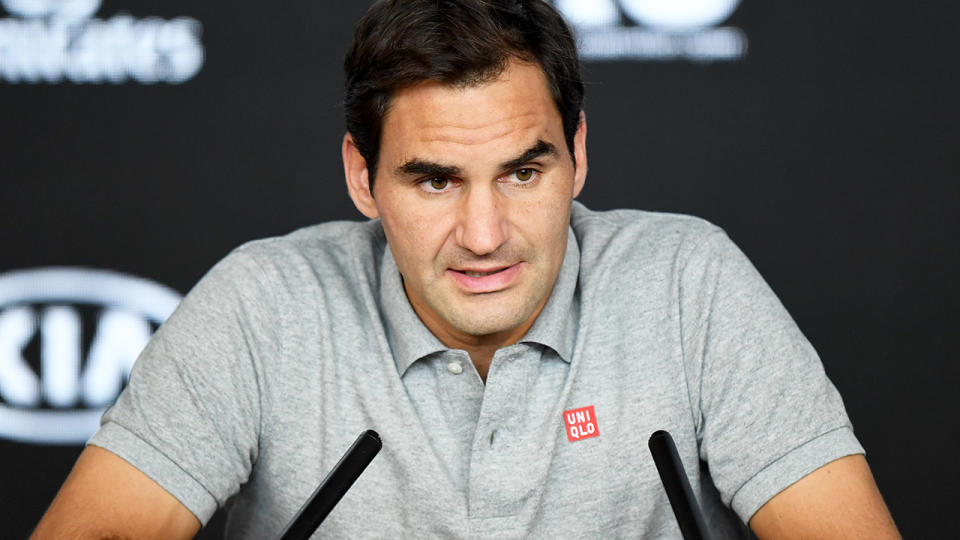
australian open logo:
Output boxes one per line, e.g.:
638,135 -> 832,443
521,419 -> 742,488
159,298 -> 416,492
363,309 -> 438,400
555,0 -> 747,61
0,0 -> 204,83
0,267 -> 181,444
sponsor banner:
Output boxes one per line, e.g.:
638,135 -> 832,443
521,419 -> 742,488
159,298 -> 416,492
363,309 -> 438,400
0,267 -> 182,444
0,0 -> 204,84
554,0 -> 747,61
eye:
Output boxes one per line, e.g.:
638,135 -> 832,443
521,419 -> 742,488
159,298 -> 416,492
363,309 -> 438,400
508,168 -> 538,183
419,176 -> 456,193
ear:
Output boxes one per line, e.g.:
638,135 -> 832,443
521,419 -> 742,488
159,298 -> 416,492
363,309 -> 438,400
572,111 -> 588,198
342,133 -> 379,219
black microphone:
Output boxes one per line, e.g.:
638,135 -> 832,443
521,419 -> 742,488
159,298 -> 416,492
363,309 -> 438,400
278,429 -> 382,540
648,430 -> 711,540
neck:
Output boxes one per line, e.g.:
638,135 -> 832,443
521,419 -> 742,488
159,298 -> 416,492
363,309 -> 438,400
399,274 -> 556,382
432,314 -> 542,383
464,346 -> 497,382
406,296 -> 547,383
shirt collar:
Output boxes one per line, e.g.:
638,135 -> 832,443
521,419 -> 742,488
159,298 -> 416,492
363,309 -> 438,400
517,227 -> 579,364
380,245 -> 449,376
379,227 -> 581,376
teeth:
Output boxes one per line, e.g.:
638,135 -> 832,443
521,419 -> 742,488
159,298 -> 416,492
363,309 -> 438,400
465,270 -> 496,277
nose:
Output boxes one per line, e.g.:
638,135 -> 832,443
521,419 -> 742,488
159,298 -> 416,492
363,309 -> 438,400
455,184 -> 508,256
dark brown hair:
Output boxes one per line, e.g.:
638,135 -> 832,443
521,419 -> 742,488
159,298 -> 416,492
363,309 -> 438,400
344,0 -> 584,183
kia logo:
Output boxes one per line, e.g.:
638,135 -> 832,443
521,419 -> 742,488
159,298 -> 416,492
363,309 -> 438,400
0,267 -> 181,444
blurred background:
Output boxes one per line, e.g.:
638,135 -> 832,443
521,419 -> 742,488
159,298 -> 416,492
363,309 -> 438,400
1,1 -> 957,537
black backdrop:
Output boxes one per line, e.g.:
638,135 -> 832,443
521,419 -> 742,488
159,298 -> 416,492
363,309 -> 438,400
2,1 -> 957,537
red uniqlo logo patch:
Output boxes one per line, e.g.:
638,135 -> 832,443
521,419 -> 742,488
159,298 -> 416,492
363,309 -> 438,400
563,405 -> 599,442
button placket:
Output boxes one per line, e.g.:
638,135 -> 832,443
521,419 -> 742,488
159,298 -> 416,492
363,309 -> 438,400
427,350 -> 484,496
467,346 -> 530,518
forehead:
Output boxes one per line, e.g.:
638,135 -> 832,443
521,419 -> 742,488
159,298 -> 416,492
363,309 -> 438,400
380,61 -> 563,159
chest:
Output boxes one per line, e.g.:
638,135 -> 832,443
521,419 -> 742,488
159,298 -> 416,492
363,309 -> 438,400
238,330 -> 711,538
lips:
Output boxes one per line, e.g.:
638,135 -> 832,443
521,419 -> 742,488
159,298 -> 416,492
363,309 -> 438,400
446,263 -> 522,293
463,269 -> 499,277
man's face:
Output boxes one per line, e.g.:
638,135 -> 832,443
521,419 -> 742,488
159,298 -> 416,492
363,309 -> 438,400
347,59 -> 587,348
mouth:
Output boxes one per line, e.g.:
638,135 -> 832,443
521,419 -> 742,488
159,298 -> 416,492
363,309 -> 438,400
446,263 -> 522,293
462,269 -> 504,277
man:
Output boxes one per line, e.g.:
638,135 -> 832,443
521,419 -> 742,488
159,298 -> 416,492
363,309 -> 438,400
33,1 -> 899,538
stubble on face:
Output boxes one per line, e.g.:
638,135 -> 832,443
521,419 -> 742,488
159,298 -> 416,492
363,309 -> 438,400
371,59 -> 582,351
425,237 -> 559,338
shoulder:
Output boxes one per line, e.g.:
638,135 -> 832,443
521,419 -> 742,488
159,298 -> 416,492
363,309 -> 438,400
234,219 -> 384,269
219,219 -> 385,288
178,219 -> 386,318
570,201 -> 730,282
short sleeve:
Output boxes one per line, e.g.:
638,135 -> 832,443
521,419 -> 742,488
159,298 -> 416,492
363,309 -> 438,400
88,248 -> 277,524
678,230 -> 864,522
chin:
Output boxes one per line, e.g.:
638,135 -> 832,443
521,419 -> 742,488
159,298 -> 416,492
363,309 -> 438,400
447,305 -> 533,337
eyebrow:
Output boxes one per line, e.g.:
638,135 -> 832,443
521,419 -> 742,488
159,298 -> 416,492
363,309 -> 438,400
394,139 -> 559,178
499,140 -> 558,171
395,160 -> 461,178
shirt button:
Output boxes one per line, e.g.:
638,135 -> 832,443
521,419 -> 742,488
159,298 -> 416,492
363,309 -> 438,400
446,362 -> 463,375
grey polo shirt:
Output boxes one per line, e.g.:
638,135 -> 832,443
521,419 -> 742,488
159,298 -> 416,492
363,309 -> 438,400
90,202 -> 863,538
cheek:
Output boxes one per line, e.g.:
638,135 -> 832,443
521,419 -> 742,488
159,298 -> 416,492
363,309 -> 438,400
380,203 -> 448,270
521,187 -> 573,238
517,191 -> 574,267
